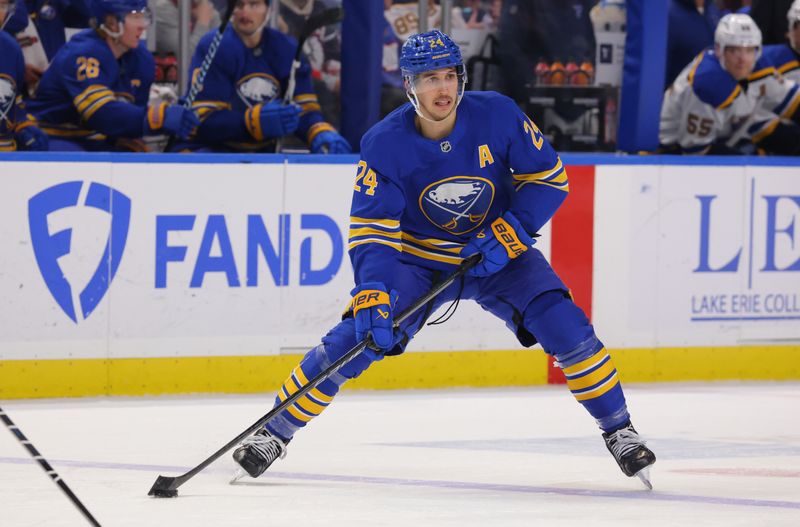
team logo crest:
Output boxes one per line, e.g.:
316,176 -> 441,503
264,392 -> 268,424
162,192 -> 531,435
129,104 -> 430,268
440,141 -> 451,152
419,176 -> 495,235
28,182 -> 132,323
0,75 -> 16,129
237,73 -> 280,106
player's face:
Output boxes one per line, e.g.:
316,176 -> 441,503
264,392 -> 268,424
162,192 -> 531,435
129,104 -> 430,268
412,67 -> 459,120
233,0 -> 268,37
720,45 -> 758,80
790,21 -> 800,52
120,11 -> 150,48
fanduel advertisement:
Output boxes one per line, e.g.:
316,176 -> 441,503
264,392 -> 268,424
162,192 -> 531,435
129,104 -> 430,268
0,161 -> 522,360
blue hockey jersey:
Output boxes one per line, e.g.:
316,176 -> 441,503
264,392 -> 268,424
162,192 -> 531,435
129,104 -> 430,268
27,29 -> 154,149
348,91 -> 568,291
762,44 -> 800,80
0,31 -> 26,150
183,26 -> 336,152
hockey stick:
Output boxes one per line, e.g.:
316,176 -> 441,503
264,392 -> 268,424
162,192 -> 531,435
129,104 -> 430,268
276,5 -> 344,152
1,407 -> 102,526
163,0 -> 237,151
148,253 -> 480,498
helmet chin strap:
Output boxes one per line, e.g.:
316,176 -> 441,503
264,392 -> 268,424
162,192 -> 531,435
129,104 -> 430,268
405,79 -> 464,123
100,16 -> 125,40
0,4 -> 15,32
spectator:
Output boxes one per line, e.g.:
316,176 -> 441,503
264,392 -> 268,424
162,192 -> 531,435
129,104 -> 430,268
0,0 -> 48,150
174,0 -> 349,153
26,0 -> 198,151
153,0 -> 220,56
762,0 -> 800,81
750,0 -> 793,44
660,13 -> 800,155
665,0 -> 723,88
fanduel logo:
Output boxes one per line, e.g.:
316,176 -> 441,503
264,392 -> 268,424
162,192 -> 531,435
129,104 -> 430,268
28,182 -> 132,323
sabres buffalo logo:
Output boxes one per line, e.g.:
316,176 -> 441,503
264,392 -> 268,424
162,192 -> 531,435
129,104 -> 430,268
237,73 -> 280,106
419,176 -> 495,235
0,74 -> 16,129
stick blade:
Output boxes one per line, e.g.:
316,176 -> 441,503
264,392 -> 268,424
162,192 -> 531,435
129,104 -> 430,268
148,475 -> 180,498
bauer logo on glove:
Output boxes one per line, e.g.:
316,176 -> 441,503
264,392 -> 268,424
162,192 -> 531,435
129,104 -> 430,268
460,211 -> 535,277
349,283 -> 399,352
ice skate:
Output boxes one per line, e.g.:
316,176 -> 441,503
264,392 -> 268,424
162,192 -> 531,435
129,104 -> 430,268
230,428 -> 288,483
603,423 -> 656,489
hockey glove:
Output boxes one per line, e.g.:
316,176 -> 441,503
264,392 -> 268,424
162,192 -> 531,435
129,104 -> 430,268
15,125 -> 48,151
350,282 -> 400,353
311,130 -> 352,154
460,211 -> 535,277
145,103 -> 200,140
246,100 -> 301,140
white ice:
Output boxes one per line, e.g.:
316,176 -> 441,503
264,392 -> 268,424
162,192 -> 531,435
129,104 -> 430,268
1,382 -> 799,526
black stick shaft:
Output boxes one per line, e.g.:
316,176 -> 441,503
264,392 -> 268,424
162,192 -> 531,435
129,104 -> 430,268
148,254 -> 479,495
0,407 -> 102,527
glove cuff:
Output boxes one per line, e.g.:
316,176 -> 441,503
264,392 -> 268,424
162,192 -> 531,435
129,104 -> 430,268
491,212 -> 529,259
307,121 -> 336,146
245,103 -> 264,141
146,102 -> 168,132
350,290 -> 391,317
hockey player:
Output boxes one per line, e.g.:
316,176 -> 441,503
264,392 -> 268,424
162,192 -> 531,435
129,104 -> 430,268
173,0 -> 350,153
26,0 -> 199,151
232,30 -> 657,488
762,0 -> 800,83
0,0 -> 48,150
660,13 -> 800,155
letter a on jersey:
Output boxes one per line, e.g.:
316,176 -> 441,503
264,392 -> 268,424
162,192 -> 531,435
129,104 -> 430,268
28,181 -> 132,323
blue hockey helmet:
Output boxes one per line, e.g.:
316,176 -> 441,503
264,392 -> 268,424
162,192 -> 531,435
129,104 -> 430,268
91,0 -> 150,37
399,30 -> 468,122
399,29 -> 464,76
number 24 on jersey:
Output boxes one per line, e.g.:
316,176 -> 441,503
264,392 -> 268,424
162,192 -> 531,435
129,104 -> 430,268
354,161 -> 378,196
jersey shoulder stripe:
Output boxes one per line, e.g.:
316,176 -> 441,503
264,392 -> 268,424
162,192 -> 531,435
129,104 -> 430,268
689,50 -> 740,109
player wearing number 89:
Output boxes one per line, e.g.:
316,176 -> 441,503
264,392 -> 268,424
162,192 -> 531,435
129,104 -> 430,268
659,13 -> 800,155
233,29 -> 656,488
26,0 -> 199,151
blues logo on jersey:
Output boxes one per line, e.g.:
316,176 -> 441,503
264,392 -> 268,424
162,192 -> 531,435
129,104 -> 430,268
419,176 -> 494,234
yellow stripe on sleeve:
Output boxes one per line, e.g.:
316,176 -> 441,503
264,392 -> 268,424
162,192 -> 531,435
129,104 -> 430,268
717,85 -> 741,110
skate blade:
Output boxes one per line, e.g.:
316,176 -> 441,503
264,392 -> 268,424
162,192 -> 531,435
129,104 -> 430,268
635,467 -> 653,490
229,468 -> 247,485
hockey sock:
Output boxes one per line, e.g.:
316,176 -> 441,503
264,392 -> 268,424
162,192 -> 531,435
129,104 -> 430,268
265,345 -> 345,441
559,344 -> 630,433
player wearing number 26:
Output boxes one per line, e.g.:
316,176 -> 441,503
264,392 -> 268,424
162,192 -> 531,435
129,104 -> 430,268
660,13 -> 800,155
27,0 -> 199,151
233,30 -> 656,488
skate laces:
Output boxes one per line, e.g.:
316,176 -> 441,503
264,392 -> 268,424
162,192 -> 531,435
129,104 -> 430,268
241,431 -> 287,462
607,427 -> 646,460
